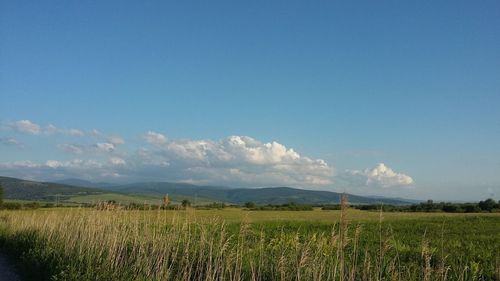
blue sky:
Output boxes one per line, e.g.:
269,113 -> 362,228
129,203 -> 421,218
1,1 -> 499,200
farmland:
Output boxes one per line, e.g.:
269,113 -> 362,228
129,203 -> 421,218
0,208 -> 498,280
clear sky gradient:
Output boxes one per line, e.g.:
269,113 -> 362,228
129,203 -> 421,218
1,1 -> 499,200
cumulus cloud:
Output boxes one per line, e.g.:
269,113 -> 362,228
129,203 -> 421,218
144,131 -> 167,145
6,120 -> 85,136
45,160 -> 62,168
108,136 -> 125,145
0,137 -> 22,146
45,124 -> 58,134
0,159 -> 108,181
0,134 -> 335,186
57,144 -> 84,154
109,157 -> 126,165
9,120 -> 41,134
90,129 -> 101,136
59,141 -> 123,155
46,125 -> 84,136
94,142 -> 115,153
348,163 -> 414,188
65,128 -> 85,136
0,123 -> 414,190
140,134 -> 334,186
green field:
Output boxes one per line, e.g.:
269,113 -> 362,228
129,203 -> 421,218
0,208 -> 498,280
68,193 -> 217,205
68,193 -> 163,205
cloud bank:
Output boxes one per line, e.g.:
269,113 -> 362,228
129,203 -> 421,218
1,119 -> 415,189
7,120 -> 84,136
137,134 -> 335,186
347,163 -> 414,188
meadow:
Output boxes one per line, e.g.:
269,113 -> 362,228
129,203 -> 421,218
0,207 -> 498,281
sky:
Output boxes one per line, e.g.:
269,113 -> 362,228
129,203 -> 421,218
1,1 -> 499,201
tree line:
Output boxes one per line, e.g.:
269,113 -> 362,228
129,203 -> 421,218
322,199 -> 500,213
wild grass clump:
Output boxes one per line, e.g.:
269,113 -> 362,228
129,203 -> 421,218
0,206 -> 498,280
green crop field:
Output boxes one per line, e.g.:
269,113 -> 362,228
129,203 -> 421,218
0,208 -> 498,280
68,193 -> 163,205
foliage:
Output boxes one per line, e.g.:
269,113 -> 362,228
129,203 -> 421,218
2,176 -> 411,205
249,202 -> 314,211
0,183 -> 3,205
181,199 -> 191,208
197,202 -> 226,209
323,198 -> 500,213
244,201 -> 256,208
0,209 -> 498,280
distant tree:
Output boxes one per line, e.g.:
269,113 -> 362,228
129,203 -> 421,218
181,199 -> 191,208
479,198 -> 497,212
244,202 -> 256,208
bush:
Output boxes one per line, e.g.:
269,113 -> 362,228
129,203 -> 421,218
251,202 -> 313,211
0,202 -> 22,210
244,202 -> 256,208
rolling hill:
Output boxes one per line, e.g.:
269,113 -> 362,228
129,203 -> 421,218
101,182 -> 413,205
0,176 -> 104,201
1,176 -> 414,205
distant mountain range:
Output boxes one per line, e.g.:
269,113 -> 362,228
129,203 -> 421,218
54,178 -> 118,189
1,176 -> 416,205
0,176 -> 105,201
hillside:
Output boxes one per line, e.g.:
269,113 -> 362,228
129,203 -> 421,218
0,176 -> 104,201
0,177 -> 213,205
1,176 -> 414,205
103,182 -> 413,205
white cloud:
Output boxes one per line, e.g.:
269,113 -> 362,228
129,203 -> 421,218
47,125 -> 84,136
11,160 -> 39,168
59,141 -> 124,155
109,157 -> 126,165
9,120 -> 41,134
90,129 -> 101,136
66,128 -> 85,136
0,137 -> 22,146
0,159 -> 105,181
94,142 -> 115,153
144,131 -> 167,145
3,127 -> 416,190
141,134 -> 334,186
45,124 -> 58,134
0,134 -> 336,186
45,160 -> 62,168
6,120 -> 85,136
224,136 -> 301,164
57,144 -> 84,154
348,163 -> 414,188
108,136 -> 125,145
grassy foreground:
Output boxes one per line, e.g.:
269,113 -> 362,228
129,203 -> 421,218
0,208 -> 498,281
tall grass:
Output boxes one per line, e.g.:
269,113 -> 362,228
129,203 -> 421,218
0,207 -> 497,281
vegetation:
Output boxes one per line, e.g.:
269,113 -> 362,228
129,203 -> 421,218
244,201 -> 256,208
196,202 -> 227,209
1,176 -> 412,206
0,205 -> 498,280
323,199 -> 500,213
0,176 -> 105,202
248,202 -> 314,211
1,177 -> 499,280
181,199 -> 191,208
